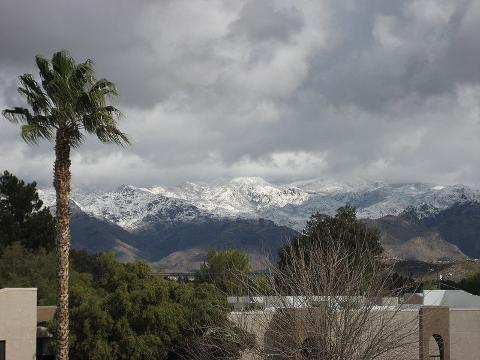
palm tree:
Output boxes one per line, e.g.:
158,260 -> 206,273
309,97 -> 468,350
3,50 -> 129,360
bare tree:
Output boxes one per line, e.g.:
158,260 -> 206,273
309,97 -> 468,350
187,240 -> 420,360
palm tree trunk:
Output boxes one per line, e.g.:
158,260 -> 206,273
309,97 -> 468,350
54,129 -> 71,360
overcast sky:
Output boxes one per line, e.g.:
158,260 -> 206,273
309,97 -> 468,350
1,0 -> 480,189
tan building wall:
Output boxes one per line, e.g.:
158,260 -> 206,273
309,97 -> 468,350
450,309 -> 480,360
233,307 -> 480,360
231,308 -> 420,360
0,288 -> 37,360
419,306 -> 450,360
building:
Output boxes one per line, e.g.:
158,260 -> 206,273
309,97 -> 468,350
0,288 -> 37,360
229,290 -> 480,360
2,286 -> 480,359
0,288 -> 55,360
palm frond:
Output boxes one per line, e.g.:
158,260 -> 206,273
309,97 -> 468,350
51,50 -> 75,78
90,79 -> 118,97
95,123 -> 130,146
2,107 -> 30,124
4,107 -> 54,144
66,126 -> 84,148
81,103 -> 129,146
71,59 -> 95,91
45,51 -> 77,120
21,118 -> 54,144
47,70 -> 72,104
18,74 -> 50,114
35,55 -> 54,86
3,50 -> 130,148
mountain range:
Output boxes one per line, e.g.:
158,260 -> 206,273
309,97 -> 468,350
38,177 -> 480,270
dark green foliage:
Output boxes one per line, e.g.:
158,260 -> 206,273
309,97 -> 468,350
0,242 -> 57,305
196,249 -> 250,295
64,254 -> 248,359
0,242 -> 248,358
0,170 -> 55,250
0,244 -> 101,306
69,249 -> 100,274
279,206 -> 383,272
456,271 -> 480,295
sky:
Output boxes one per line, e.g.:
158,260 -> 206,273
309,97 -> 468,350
1,0 -> 480,189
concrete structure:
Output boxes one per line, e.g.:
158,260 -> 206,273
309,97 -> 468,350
229,290 -> 480,360
450,309 -> 480,359
423,290 -> 480,359
420,306 -> 450,360
0,289 -> 56,360
0,288 -> 37,360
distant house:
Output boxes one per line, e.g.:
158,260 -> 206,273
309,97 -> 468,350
0,288 -> 55,360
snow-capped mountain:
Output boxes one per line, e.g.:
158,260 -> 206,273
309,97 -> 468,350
39,185 -> 212,229
39,177 -> 480,231
150,177 -> 308,216
259,181 -> 480,229
37,178 -> 480,268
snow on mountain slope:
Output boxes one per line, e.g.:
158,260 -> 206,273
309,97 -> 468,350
264,182 -> 480,229
150,177 -> 309,216
39,185 -> 211,229
38,177 -> 480,231
37,189 -> 57,207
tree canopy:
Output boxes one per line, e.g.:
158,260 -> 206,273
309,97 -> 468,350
279,206 -> 383,272
0,243 -> 250,359
0,242 -> 57,305
0,170 -> 55,250
63,254 -> 249,360
196,249 -> 251,295
2,51 -> 129,147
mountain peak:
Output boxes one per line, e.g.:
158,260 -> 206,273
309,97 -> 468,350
115,184 -> 138,192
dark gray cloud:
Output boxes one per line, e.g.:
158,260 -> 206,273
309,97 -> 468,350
303,0 -> 477,111
229,0 -> 303,43
1,0 -> 480,188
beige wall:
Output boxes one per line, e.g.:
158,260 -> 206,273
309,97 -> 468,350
419,306 -> 450,360
231,308 -> 419,360
232,305 -> 480,360
450,309 -> 480,360
0,288 -> 37,360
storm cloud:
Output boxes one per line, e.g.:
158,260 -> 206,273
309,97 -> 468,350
1,0 -> 480,188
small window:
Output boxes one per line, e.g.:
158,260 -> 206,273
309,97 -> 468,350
0,340 -> 5,360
